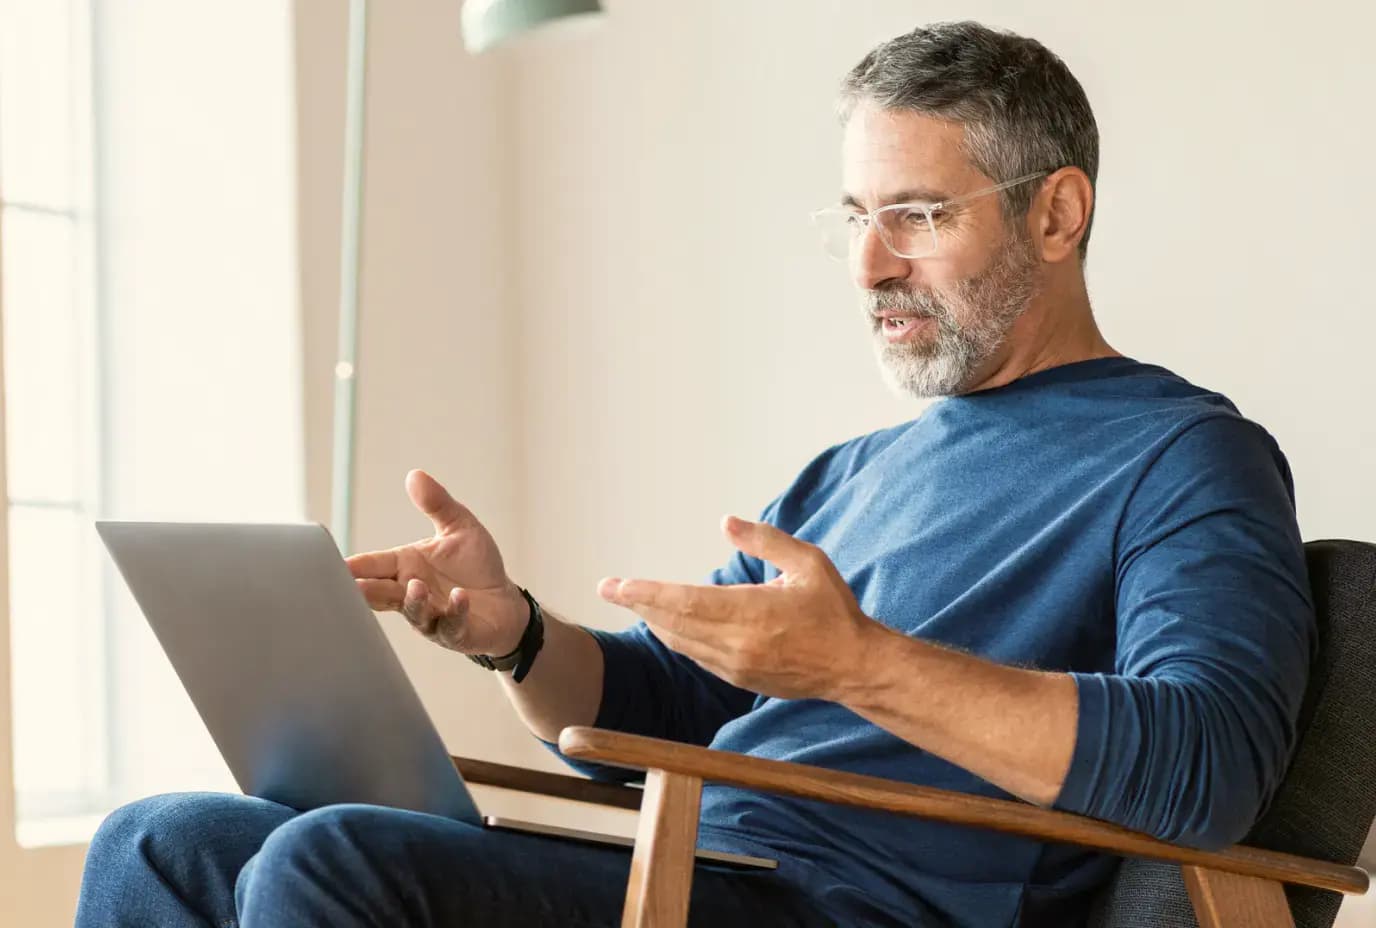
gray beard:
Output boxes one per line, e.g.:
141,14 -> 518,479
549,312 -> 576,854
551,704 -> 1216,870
864,232 -> 1039,398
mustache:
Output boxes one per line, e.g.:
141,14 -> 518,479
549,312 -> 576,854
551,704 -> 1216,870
864,286 -> 947,319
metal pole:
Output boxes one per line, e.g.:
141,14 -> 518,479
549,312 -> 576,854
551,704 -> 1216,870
330,0 -> 369,554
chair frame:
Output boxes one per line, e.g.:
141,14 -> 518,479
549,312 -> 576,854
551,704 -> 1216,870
452,727 -> 1368,928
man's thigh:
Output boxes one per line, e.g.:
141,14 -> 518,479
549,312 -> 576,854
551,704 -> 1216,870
236,803 -> 830,927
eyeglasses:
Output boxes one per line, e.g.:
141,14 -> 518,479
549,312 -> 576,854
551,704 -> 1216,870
810,171 -> 1049,261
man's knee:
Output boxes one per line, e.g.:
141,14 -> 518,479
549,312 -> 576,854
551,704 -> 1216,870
237,805 -> 413,922
248,803 -> 431,876
238,804 -> 493,921
89,792 -> 240,865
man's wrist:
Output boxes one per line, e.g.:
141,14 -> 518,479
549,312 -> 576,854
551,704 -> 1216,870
468,586 -> 545,683
491,588 -> 531,660
826,615 -> 910,707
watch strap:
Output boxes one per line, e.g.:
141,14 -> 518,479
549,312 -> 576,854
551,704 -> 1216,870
467,586 -> 544,683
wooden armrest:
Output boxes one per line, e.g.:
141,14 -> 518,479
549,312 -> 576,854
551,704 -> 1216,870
558,726 -> 1368,897
450,754 -> 643,811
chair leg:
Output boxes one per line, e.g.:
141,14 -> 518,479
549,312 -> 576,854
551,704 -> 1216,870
1182,864 -> 1295,928
621,769 -> 703,928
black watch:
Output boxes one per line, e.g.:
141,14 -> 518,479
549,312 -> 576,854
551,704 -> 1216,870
467,586 -> 544,683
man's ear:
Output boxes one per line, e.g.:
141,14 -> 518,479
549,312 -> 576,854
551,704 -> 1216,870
1033,167 -> 1094,263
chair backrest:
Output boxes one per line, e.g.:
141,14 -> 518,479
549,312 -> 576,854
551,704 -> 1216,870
1090,539 -> 1376,928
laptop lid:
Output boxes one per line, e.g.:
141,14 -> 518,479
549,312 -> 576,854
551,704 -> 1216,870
95,520 -> 481,824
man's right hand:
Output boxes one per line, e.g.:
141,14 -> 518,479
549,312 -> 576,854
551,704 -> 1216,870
346,469 -> 528,657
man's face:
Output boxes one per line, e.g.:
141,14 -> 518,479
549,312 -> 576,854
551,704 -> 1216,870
841,104 -> 1040,397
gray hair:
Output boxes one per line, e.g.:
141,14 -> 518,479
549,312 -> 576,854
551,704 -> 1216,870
839,21 -> 1099,258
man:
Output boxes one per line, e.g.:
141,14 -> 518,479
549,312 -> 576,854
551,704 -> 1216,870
76,21 -> 1314,928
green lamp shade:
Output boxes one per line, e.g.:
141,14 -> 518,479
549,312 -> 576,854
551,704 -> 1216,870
461,0 -> 602,53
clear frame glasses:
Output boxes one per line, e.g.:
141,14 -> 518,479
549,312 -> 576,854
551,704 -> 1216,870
810,171 -> 1049,261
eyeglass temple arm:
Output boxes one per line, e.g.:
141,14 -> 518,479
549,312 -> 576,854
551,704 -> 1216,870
932,170 -> 1051,212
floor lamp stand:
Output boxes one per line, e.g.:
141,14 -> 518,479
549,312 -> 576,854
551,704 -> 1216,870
330,0 -> 368,554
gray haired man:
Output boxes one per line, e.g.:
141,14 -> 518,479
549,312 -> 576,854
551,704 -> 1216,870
77,22 -> 1311,928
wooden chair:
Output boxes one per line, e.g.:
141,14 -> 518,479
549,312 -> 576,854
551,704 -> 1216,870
452,540 -> 1376,927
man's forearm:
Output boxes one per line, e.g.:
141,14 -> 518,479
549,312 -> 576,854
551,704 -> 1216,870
833,622 -> 1078,807
497,607 -> 604,743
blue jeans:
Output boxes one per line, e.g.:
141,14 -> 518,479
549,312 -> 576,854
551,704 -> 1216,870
74,792 -> 833,927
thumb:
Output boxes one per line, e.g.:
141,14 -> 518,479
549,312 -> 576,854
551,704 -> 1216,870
405,469 -> 476,535
722,515 -> 817,575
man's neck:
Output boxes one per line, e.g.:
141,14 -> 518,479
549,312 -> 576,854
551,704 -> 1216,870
959,277 -> 1118,395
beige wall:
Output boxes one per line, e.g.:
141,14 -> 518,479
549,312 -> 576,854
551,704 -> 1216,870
293,0 -> 634,837
4,0 -> 1373,923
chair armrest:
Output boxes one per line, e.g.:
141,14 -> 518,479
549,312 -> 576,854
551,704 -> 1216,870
451,754 -> 643,811
557,726 -> 1368,896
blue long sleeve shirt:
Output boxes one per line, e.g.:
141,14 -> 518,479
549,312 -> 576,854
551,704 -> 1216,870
552,356 -> 1315,927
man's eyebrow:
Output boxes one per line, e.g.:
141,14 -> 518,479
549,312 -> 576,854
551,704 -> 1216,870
840,187 -> 951,210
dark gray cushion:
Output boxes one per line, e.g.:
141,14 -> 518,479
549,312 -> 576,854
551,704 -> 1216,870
1089,539 -> 1376,928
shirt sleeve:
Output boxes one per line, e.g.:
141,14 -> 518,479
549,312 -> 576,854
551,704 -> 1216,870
1054,414 -> 1316,849
541,497 -> 780,782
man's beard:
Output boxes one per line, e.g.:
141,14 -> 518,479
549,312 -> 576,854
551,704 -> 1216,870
864,230 -> 1039,398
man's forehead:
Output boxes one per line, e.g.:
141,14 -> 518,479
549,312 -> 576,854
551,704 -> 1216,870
841,105 -> 977,206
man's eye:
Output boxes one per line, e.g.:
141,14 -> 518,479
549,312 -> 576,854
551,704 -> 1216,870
844,213 -> 868,228
898,209 -> 935,229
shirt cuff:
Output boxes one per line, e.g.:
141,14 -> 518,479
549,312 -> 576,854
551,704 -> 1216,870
534,627 -> 647,783
1053,671 -> 1112,817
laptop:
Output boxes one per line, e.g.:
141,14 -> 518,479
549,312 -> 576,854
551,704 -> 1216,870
95,520 -> 775,870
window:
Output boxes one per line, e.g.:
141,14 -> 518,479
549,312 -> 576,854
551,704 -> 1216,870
0,0 -> 303,844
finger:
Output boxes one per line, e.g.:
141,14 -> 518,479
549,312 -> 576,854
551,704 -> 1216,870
596,576 -> 623,600
402,578 -> 440,635
722,515 -> 819,574
639,616 -> 750,691
432,588 -> 474,651
356,577 -> 405,609
598,576 -> 732,616
405,469 -> 478,536
640,615 -> 720,666
346,549 -> 399,579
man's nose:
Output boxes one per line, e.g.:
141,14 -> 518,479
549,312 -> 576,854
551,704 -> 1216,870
851,222 -> 912,291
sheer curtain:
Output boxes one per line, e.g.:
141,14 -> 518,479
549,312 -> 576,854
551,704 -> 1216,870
0,0 -> 303,847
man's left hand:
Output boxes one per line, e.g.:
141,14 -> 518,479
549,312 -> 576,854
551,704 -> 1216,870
597,516 -> 882,701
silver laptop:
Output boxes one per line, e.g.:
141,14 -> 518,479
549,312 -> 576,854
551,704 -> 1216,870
95,520 -> 775,870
